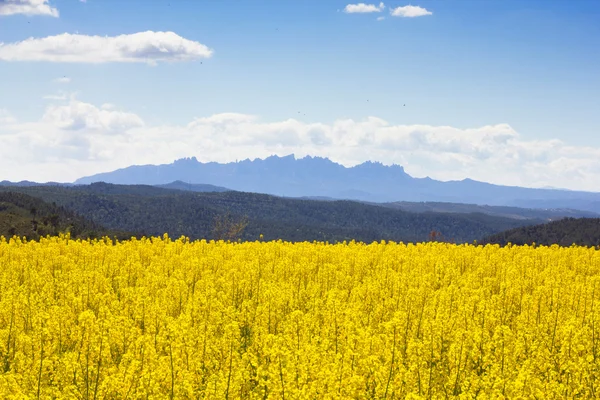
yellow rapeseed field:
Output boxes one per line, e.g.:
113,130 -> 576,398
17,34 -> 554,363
1,234 -> 600,399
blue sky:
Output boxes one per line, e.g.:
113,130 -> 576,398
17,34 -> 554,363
0,0 -> 599,190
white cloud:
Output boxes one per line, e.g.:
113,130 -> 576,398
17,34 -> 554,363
0,31 -> 213,64
53,76 -> 70,84
1,99 -> 600,192
0,0 -> 58,17
377,16 -> 385,21
41,99 -> 144,132
390,5 -> 432,17
344,2 -> 385,13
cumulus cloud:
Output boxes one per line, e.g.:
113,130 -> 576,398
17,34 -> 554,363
0,31 -> 213,64
344,2 -> 385,13
390,5 -> 432,17
0,0 -> 58,17
1,99 -> 600,191
41,99 -> 144,132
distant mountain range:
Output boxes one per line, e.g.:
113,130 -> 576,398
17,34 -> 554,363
73,154 -> 600,213
155,181 -> 230,193
0,180 -> 72,187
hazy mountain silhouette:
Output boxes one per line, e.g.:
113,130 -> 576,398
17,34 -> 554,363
74,154 -> 600,212
0,180 -> 72,187
156,181 -> 230,193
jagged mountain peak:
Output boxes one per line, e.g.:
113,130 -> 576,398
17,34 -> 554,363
72,154 -> 600,212
173,156 -> 199,164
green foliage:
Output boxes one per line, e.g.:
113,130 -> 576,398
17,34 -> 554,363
0,191 -> 134,240
482,217 -> 600,247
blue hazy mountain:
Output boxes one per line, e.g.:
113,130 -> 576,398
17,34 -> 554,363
155,181 -> 231,193
0,180 -> 73,187
74,154 -> 600,212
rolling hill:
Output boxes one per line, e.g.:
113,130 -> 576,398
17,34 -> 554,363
148,182 -> 597,221
482,218 -> 600,247
0,183 -> 543,243
0,191 -> 131,240
380,201 -> 599,220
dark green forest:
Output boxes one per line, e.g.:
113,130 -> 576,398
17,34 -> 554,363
482,217 -> 600,247
0,191 -> 133,240
0,183 -> 543,243
381,201 -> 598,220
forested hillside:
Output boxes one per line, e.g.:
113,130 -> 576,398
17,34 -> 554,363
0,191 -> 132,240
1,183 -> 543,243
482,217 -> 600,247
381,201 -> 598,220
